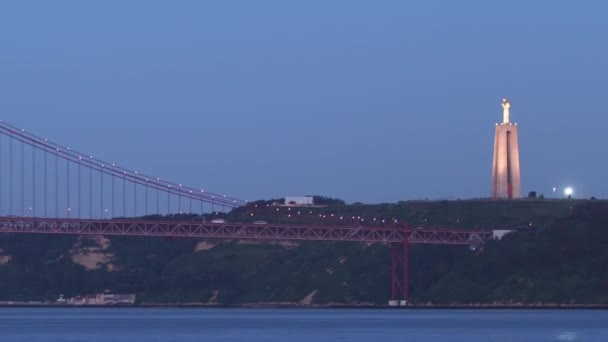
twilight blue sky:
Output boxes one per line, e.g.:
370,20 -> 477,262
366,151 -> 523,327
1,1 -> 607,203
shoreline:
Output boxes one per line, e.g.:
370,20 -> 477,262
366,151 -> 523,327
1,303 -> 607,309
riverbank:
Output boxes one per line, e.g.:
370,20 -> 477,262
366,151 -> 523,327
1,302 -> 608,309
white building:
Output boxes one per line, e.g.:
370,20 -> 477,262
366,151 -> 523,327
492,230 -> 513,240
284,196 -> 314,206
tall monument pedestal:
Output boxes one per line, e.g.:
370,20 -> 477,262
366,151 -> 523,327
491,99 -> 522,199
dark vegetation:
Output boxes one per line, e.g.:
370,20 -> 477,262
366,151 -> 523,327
0,199 -> 606,305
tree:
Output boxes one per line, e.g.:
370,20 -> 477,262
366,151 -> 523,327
528,191 -> 537,199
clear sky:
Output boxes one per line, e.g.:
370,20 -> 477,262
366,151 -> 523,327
1,1 -> 607,203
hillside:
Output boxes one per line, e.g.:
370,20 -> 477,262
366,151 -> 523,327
0,199 -> 606,305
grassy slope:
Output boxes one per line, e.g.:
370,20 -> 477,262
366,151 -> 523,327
0,199 -> 605,304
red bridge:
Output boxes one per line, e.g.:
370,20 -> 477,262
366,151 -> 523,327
0,120 -> 494,305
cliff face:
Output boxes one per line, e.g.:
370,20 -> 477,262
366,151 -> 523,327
0,200 -> 606,305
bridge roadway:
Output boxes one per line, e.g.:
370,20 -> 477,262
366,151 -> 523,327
0,216 -> 493,245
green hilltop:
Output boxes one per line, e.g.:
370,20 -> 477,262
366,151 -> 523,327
0,199 -> 606,305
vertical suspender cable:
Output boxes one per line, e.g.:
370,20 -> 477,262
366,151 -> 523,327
21,140 -> 24,216
100,169 -> 104,218
112,175 -> 115,218
134,182 -> 137,217
8,134 -> 12,215
67,159 -> 70,217
78,163 -> 81,219
89,166 -> 93,219
32,146 -> 35,217
55,153 -> 58,218
123,174 -> 126,217
0,134 -> 3,215
44,151 -> 47,217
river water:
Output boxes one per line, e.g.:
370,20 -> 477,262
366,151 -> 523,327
0,308 -> 605,341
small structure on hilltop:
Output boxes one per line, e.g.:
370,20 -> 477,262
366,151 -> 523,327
284,196 -> 314,206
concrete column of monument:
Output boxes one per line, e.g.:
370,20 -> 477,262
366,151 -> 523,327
491,98 -> 522,199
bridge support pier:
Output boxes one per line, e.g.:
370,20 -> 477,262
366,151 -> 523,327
389,239 -> 409,306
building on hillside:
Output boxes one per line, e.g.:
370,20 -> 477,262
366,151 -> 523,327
492,230 -> 514,240
284,196 -> 314,206
98,293 -> 136,305
60,293 -> 136,305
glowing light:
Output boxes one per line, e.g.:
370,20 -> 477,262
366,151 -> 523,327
564,187 -> 574,196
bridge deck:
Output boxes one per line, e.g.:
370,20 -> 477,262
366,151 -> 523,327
0,217 -> 492,245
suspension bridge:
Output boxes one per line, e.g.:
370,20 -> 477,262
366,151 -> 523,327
0,120 -> 493,305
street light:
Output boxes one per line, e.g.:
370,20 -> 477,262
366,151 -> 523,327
564,187 -> 574,198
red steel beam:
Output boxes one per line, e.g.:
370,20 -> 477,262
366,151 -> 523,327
0,217 -> 493,244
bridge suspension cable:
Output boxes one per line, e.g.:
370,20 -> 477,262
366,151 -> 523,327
0,120 -> 246,219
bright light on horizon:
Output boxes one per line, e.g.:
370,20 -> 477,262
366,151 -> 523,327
564,187 -> 574,197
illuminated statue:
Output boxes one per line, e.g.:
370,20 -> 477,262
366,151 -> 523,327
501,98 -> 510,124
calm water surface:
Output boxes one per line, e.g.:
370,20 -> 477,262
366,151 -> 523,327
0,308 -> 605,341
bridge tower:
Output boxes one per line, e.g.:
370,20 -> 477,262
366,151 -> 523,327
491,98 -> 522,199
